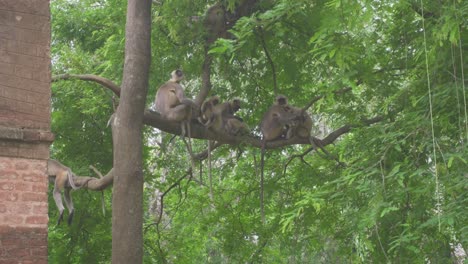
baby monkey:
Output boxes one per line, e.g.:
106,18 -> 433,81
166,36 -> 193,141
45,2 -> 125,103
47,159 -> 80,225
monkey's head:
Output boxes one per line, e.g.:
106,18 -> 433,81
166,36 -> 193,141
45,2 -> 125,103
275,95 -> 288,106
170,69 -> 184,82
231,98 -> 241,113
211,95 -> 220,106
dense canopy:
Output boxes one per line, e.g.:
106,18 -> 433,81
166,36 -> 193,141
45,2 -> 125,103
49,0 -> 467,263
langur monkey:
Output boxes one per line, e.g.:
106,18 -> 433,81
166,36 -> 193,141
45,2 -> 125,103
199,95 -> 220,127
285,106 -> 312,140
199,95 -> 220,200
200,97 -> 250,200
201,97 -> 250,136
154,69 -> 198,172
260,95 -> 296,141
286,105 -> 336,162
259,95 -> 297,223
154,69 -> 196,131
47,159 -> 80,225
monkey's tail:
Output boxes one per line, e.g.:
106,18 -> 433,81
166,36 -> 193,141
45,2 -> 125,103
67,168 -> 79,190
260,139 -> 266,225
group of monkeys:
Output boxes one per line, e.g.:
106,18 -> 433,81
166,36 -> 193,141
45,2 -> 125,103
48,69 -> 316,226
154,69 -> 313,142
155,70 -> 316,223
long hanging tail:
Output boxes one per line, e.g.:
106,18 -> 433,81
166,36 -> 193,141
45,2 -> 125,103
260,139 -> 266,224
208,140 -> 213,202
186,121 -> 196,175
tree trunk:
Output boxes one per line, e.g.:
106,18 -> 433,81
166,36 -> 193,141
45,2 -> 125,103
111,0 -> 151,263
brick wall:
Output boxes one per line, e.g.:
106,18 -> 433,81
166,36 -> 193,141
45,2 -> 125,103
0,0 -> 51,130
0,1 -> 51,263
0,158 -> 48,264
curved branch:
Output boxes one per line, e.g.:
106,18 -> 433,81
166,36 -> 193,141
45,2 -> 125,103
53,74 -> 121,96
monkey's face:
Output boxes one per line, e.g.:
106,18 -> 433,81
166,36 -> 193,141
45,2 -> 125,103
171,69 -> 184,82
275,95 -> 288,106
231,99 -> 241,112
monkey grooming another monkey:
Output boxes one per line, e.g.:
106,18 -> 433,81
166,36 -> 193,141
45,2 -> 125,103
199,96 -> 250,200
47,159 -> 80,225
285,105 -> 338,162
285,106 -> 312,140
260,95 -> 297,141
201,97 -> 250,136
199,95 -> 220,127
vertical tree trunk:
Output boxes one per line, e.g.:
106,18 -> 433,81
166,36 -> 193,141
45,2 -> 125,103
111,0 -> 151,263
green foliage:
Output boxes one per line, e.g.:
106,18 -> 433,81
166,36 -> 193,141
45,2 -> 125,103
50,0 -> 467,262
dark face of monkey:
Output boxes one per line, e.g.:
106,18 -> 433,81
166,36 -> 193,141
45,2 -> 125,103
230,99 -> 241,113
276,95 -> 288,106
170,69 -> 184,83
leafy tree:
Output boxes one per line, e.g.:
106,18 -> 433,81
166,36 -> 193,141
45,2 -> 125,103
49,0 -> 467,262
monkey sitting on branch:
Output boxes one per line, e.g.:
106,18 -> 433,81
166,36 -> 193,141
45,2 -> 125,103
260,95 -> 299,141
154,69 -> 199,136
200,96 -> 250,136
284,102 -> 337,161
258,95 -> 301,223
154,69 -> 199,172
199,96 -> 250,200
47,159 -> 81,225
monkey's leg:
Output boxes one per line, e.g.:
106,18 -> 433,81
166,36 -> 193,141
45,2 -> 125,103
64,188 -> 74,225
179,122 -> 186,138
52,188 -> 65,225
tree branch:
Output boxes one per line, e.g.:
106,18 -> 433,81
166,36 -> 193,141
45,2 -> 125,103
52,74 -> 121,96
53,74 -> 384,149
71,168 -> 114,191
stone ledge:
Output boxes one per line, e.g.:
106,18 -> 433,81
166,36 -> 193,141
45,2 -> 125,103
0,126 -> 54,143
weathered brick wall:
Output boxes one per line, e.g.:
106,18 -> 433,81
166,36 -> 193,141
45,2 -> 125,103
0,0 -> 51,130
0,1 -> 51,263
0,158 -> 48,264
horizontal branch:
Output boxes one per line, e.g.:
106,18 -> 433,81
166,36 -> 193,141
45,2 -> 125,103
53,73 -> 384,150
70,168 -> 114,191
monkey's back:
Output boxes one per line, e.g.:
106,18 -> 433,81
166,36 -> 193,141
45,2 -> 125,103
154,82 -> 182,113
